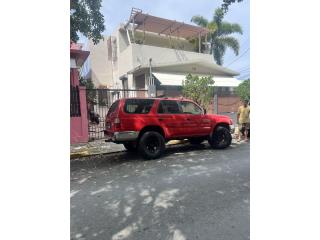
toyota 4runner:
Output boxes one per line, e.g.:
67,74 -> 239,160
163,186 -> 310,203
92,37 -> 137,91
104,98 -> 234,159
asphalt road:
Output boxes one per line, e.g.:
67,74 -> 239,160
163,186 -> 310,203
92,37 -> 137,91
71,141 -> 250,240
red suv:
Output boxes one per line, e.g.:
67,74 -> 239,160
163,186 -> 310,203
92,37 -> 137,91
104,98 -> 234,159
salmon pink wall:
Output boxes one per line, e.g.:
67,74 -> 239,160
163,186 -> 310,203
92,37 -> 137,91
70,86 -> 88,144
70,60 -> 88,144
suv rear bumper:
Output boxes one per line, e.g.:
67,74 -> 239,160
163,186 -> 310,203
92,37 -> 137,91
105,131 -> 139,142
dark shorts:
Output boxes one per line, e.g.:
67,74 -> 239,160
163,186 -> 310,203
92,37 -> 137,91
241,123 -> 250,131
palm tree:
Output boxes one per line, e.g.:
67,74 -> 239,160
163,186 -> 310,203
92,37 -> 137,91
191,8 -> 243,65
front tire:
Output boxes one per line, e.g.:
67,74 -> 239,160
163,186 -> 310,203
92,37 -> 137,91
138,131 -> 165,159
123,142 -> 137,152
209,126 -> 232,149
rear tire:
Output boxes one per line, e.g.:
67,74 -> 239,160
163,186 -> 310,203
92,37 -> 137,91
123,142 -> 137,152
138,131 -> 165,159
209,126 -> 232,149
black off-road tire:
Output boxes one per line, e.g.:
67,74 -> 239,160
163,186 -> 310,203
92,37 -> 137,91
189,137 -> 205,145
123,142 -> 137,152
209,126 -> 232,149
138,131 -> 165,159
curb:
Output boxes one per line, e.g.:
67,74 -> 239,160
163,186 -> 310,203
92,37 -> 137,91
70,139 -> 189,160
70,137 -> 241,160
70,150 -> 125,160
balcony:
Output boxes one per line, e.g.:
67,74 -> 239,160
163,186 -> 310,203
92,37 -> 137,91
131,43 -> 213,67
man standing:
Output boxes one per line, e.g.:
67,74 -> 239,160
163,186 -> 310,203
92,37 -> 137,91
237,100 -> 250,142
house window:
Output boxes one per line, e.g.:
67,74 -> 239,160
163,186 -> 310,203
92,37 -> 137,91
122,78 -> 128,89
70,85 -> 81,117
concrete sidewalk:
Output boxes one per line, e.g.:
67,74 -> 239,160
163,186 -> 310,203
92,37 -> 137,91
70,140 -> 125,159
70,139 -> 191,159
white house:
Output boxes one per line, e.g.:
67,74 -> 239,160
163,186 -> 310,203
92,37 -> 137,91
88,8 -> 241,98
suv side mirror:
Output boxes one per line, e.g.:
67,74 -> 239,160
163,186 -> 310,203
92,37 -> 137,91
203,108 -> 207,114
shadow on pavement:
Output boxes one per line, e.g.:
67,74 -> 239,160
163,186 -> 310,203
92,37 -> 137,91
70,142 -> 238,171
70,140 -> 250,240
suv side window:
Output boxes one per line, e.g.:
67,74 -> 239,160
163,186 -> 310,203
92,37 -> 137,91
180,101 -> 202,114
107,100 -> 119,116
124,99 -> 155,114
158,100 -> 182,114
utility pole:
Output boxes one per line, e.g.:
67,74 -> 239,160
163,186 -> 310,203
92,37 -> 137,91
148,58 -> 156,97
213,87 -> 218,114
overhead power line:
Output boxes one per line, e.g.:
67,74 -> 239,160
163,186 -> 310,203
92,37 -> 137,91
238,73 -> 250,80
238,67 -> 250,74
225,48 -> 250,67
237,65 -> 250,71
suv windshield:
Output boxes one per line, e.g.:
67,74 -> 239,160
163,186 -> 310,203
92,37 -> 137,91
124,99 -> 155,114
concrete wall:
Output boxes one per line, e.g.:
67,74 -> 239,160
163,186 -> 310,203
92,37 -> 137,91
118,29 -> 130,52
70,68 -> 89,144
118,44 -> 133,77
88,38 -> 113,87
70,86 -> 89,144
131,44 -> 212,67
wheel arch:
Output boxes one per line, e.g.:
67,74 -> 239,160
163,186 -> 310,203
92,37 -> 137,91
138,125 -> 166,140
211,122 -> 230,136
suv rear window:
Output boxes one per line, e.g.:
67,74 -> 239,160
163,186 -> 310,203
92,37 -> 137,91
124,99 -> 155,114
107,100 -> 119,116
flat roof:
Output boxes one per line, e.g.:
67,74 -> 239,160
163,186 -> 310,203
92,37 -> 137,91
128,60 -> 239,77
127,11 -> 210,39
70,49 -> 90,67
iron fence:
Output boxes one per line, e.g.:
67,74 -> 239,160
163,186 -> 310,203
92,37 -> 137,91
70,86 -> 81,117
85,88 -> 148,141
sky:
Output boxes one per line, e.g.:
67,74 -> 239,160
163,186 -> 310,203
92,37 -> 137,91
82,0 -> 250,80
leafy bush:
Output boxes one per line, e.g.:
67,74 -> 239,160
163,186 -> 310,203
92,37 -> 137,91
235,79 -> 250,101
182,74 -> 214,109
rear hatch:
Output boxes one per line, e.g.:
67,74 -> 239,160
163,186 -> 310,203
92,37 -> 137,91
105,100 -> 120,135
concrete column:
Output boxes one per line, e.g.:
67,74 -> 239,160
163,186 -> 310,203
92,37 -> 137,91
213,88 -> 218,114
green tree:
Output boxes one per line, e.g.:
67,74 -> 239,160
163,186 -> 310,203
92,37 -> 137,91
182,74 -> 214,109
221,0 -> 244,13
71,0 -> 105,44
235,79 -> 250,101
80,77 -> 97,104
191,8 -> 243,65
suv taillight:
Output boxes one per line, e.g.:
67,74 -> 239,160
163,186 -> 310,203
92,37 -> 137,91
114,117 -> 121,129
114,118 -> 120,124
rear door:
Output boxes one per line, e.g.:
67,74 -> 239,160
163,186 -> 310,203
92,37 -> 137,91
157,100 -> 185,137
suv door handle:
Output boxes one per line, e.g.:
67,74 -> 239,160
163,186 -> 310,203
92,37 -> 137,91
159,118 -> 164,121
186,118 -> 191,121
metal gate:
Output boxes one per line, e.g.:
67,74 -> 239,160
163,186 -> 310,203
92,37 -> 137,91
86,89 -> 148,141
